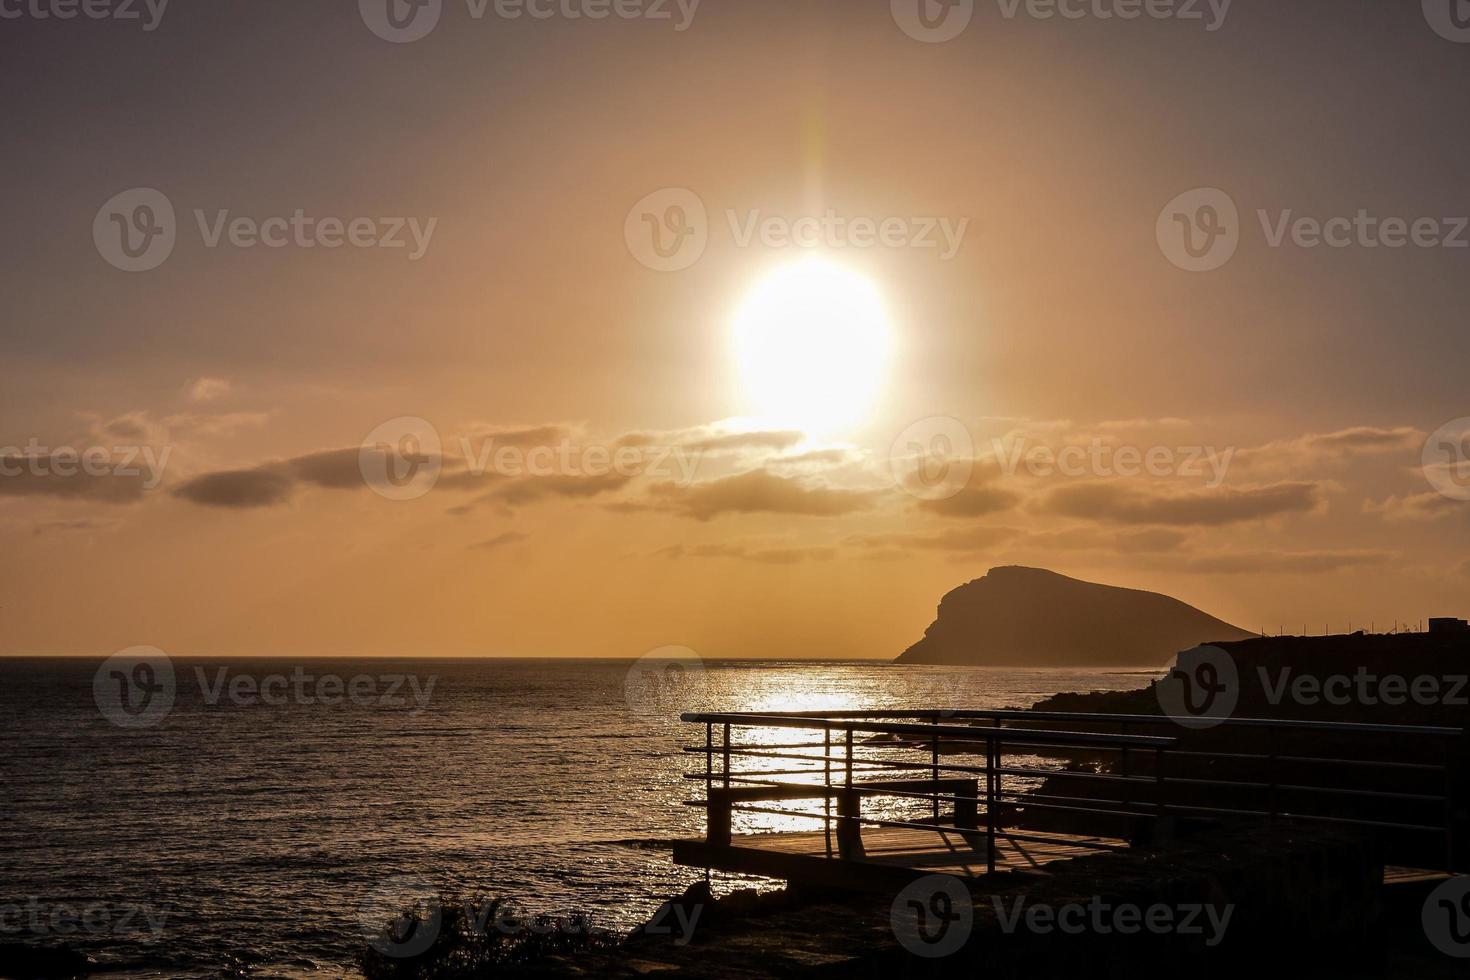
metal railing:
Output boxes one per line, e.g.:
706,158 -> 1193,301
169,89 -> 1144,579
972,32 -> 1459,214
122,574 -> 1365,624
680,712 -> 1177,874
680,709 -> 1464,875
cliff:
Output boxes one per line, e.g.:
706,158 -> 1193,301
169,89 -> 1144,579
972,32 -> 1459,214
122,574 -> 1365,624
896,566 -> 1254,667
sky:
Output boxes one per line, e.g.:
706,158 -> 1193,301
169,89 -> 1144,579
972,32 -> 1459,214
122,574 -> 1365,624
2,0 -> 1469,658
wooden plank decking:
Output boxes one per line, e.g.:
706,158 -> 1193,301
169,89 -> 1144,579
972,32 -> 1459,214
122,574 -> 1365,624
673,825 -> 1126,891
674,825 -> 1451,891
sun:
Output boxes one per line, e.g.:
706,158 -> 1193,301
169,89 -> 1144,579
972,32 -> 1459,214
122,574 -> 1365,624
732,258 -> 892,436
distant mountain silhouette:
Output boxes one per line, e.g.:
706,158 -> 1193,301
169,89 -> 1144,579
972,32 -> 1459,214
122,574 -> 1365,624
896,566 -> 1254,667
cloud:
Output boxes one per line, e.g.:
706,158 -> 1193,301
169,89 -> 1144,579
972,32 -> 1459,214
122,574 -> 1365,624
651,470 -> 881,521
491,472 -> 633,506
1363,491 -> 1462,522
616,424 -> 803,456
459,423 -> 574,448
0,454 -> 150,504
848,525 -> 1021,553
473,531 -> 530,551
1156,549 -> 1393,575
1022,526 -> 1192,554
33,519 -> 114,535
185,377 -> 234,403
173,468 -> 294,508
1035,480 -> 1322,526
916,485 -> 1022,518
1234,426 -> 1423,471
164,411 -> 273,437
656,542 -> 837,563
287,448 -> 376,490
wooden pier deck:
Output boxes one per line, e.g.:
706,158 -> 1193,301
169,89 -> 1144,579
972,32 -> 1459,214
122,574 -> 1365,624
674,825 -> 1127,891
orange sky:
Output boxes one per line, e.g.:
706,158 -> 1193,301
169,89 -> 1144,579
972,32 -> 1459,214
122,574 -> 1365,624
2,1 -> 1468,657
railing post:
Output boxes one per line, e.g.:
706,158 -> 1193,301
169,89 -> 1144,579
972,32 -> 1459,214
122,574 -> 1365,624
824,727 -> 833,858
1120,721 -> 1131,814
704,722 -> 713,804
986,732 -> 997,874
1444,739 -> 1455,874
1154,745 -> 1168,846
722,722 -> 731,790
931,729 -> 940,823
1266,725 -> 1277,823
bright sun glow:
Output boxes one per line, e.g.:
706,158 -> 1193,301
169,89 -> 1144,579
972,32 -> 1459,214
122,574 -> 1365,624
733,259 -> 892,436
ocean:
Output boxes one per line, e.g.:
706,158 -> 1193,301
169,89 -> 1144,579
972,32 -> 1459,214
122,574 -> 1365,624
0,657 -> 1159,978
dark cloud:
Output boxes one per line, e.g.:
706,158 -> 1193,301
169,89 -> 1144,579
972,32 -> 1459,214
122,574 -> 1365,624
472,531 -> 530,551
461,424 -> 572,448
1158,549 -> 1392,575
492,472 -> 633,506
287,448 -> 373,490
656,542 -> 836,563
651,470 -> 880,521
33,519 -> 114,535
173,468 -> 294,508
1025,527 -> 1191,554
1036,481 -> 1322,526
1363,491 -> 1462,522
0,455 -> 149,504
848,526 -> 1021,553
916,485 -> 1022,518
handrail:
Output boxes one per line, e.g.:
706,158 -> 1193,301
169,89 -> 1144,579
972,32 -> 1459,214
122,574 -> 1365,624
679,712 -> 1177,749
679,708 -> 1461,877
729,708 -> 1463,739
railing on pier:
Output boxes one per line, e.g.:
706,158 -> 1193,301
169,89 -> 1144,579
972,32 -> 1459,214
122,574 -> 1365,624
679,709 -> 1464,877
680,712 -> 1177,875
